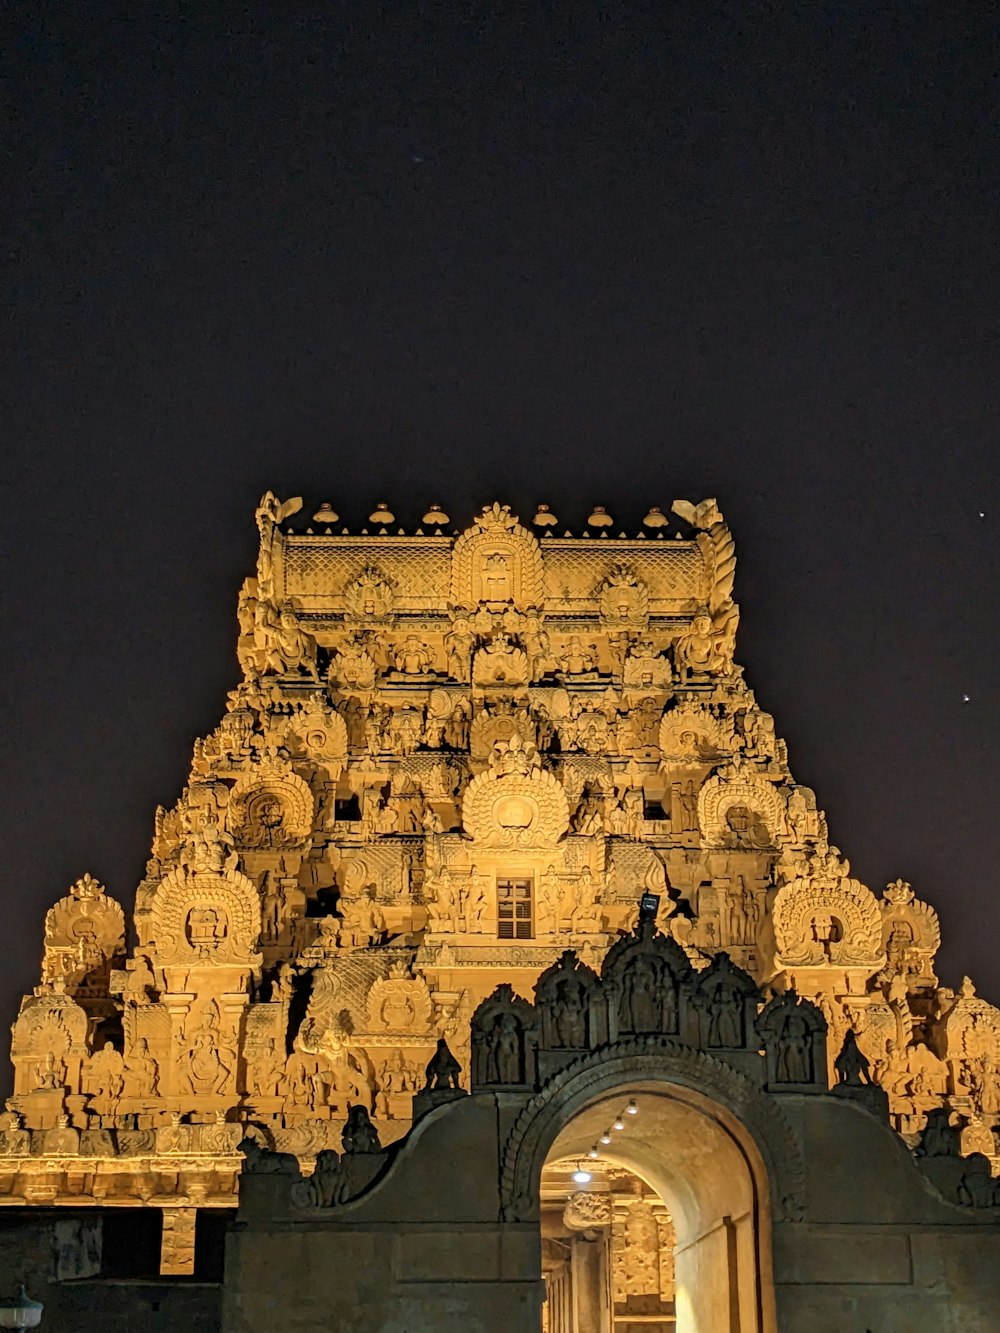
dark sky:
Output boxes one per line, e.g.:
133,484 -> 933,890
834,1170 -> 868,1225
2,6 -> 997,1077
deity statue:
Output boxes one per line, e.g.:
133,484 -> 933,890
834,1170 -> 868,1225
444,702 -> 470,749
835,1030 -> 873,1087
621,956 -> 660,1032
247,1039 -> 284,1098
121,1038 -> 159,1098
571,785 -> 606,836
569,868 -> 602,934
774,1010 -> 812,1083
35,1050 -> 66,1091
444,614 -> 475,682
342,1105 -> 381,1154
182,1015 -> 235,1097
425,872 -> 459,933
551,979 -> 586,1048
521,609 -> 550,681
254,598 -> 320,681
393,635 -> 435,675
558,636 -> 597,676
673,608 -> 728,678
84,1042 -> 124,1102
337,887 -> 385,949
485,1012 -> 523,1084
462,871 -> 490,933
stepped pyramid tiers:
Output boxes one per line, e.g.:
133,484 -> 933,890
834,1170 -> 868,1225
5,494 -> 999,1275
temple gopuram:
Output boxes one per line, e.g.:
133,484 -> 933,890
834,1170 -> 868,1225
6,495 -> 1000,1331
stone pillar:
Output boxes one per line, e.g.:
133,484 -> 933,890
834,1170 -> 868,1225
160,1206 -> 197,1275
570,1233 -> 611,1333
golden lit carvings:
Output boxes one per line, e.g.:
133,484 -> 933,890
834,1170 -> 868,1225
451,503 -> 543,609
42,873 -> 125,992
228,768 -> 315,849
8,489 -> 1000,1270
772,852 -> 884,972
697,762 -> 784,848
343,563 -> 396,622
146,861 -> 262,968
462,738 -> 570,847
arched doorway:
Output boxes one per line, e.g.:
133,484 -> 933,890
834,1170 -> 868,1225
539,1084 -> 769,1332
500,1044 -> 789,1333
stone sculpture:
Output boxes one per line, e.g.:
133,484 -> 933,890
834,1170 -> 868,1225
7,491 -> 1000,1275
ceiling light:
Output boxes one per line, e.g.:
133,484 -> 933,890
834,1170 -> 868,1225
613,1115 -> 625,1131
627,1098 -> 638,1115
600,1128 -> 612,1145
571,1168 -> 592,1184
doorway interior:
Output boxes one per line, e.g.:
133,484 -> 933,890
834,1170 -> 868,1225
538,1084 -> 771,1333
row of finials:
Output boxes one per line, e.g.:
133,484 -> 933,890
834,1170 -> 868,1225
299,501 -> 685,537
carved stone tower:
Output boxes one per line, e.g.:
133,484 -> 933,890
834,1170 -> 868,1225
4,495 -> 996,1280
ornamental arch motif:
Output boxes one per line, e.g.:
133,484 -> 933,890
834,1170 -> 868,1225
698,767 -> 785,847
451,504 -> 543,609
462,766 -> 570,848
228,769 -> 314,849
772,873 -> 884,969
147,865 -> 262,966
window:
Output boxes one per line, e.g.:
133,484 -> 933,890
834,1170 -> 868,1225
497,878 -> 533,939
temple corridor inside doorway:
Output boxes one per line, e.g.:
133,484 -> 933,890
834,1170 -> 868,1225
539,1086 -> 768,1333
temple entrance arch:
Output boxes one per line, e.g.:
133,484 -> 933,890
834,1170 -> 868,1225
501,1042 -> 791,1333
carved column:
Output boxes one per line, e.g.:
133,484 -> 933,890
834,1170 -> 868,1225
160,1205 -> 197,1275
570,1232 -> 611,1333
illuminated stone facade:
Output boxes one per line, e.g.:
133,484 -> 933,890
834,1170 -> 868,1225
5,493 -> 1000,1281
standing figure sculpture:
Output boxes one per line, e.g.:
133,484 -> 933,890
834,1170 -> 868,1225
424,1038 -> 462,1091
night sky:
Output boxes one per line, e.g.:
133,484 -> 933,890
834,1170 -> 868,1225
2,7 -> 997,1086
